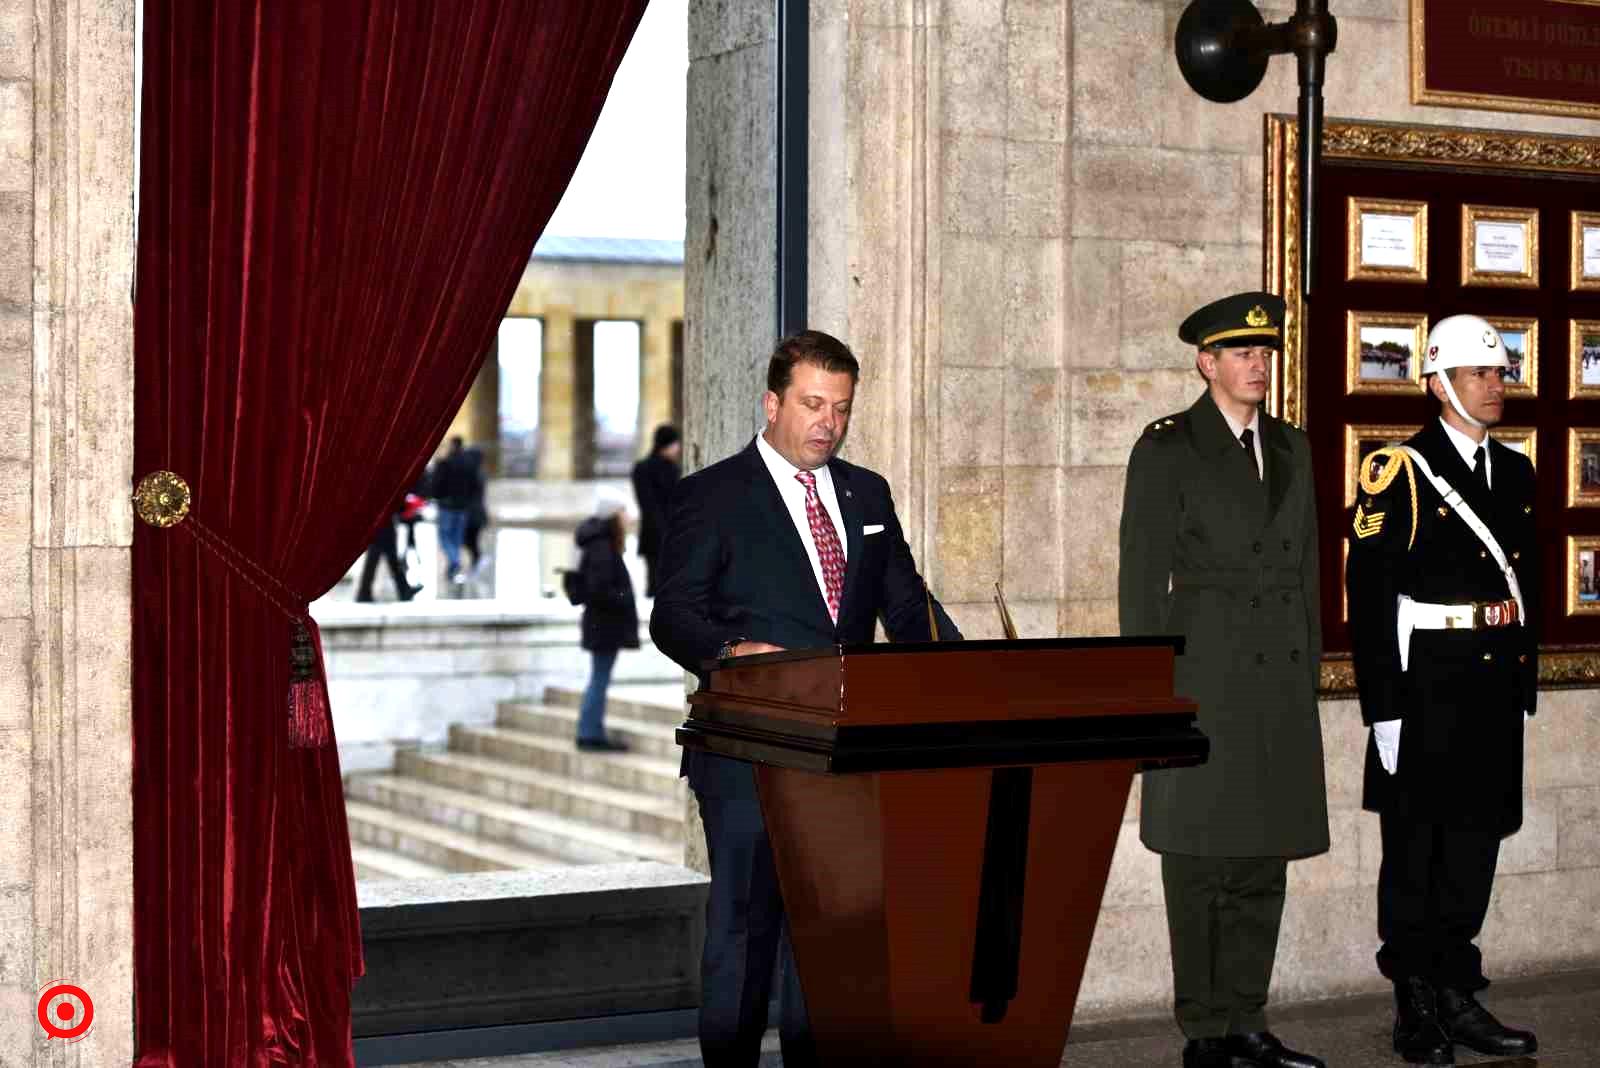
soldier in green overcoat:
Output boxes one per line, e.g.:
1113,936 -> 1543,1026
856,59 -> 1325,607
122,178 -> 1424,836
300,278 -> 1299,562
1118,292 -> 1330,1068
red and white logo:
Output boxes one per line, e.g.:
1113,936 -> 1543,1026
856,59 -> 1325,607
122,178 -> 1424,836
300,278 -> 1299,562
36,980 -> 94,1043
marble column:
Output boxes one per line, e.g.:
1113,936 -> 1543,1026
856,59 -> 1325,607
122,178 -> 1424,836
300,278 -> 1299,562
0,0 -> 136,1062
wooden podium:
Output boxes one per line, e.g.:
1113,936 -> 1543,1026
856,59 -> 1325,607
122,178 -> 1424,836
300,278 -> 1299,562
677,637 -> 1205,1067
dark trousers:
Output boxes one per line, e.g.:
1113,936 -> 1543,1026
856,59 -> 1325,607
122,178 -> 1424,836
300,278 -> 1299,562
1161,853 -> 1288,1039
642,551 -> 659,599
1376,808 -> 1500,992
356,520 -> 410,602
696,794 -> 814,1068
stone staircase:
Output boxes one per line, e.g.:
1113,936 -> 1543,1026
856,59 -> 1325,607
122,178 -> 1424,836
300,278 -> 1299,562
346,683 -> 690,880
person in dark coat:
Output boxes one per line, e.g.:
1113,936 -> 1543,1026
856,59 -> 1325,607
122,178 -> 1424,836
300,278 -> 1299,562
461,446 -> 491,578
631,424 -> 682,597
1347,314 -> 1539,1064
650,330 -> 959,1068
573,497 -> 639,752
356,491 -> 420,603
428,436 -> 477,583
1119,293 -> 1328,1068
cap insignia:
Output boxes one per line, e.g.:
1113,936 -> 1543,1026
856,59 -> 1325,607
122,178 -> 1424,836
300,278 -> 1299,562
1483,328 -> 1498,347
1245,305 -> 1270,328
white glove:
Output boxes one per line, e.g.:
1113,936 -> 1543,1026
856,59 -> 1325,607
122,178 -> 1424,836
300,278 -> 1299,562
1525,710 -> 1532,723
1373,720 -> 1401,775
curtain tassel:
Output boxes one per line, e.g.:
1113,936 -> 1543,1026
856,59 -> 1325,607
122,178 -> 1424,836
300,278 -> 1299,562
288,618 -> 332,748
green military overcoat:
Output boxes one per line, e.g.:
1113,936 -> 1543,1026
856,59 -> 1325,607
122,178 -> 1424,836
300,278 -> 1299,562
1118,390 -> 1330,859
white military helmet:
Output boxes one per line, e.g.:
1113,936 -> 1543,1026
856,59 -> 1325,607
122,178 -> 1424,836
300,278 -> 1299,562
1421,314 -> 1509,429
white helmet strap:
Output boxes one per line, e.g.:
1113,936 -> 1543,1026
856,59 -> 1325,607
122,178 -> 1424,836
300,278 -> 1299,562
1435,369 -> 1485,430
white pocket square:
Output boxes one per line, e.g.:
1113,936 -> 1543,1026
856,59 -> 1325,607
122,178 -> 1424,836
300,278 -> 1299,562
863,524 -> 885,535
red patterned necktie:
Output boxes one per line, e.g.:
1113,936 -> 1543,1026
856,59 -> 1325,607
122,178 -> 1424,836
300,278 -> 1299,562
795,470 -> 844,623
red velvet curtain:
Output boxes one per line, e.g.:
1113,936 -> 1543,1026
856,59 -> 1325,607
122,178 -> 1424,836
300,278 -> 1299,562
132,3 -> 648,1063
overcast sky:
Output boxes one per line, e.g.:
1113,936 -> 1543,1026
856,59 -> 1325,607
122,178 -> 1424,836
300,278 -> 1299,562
541,0 -> 687,242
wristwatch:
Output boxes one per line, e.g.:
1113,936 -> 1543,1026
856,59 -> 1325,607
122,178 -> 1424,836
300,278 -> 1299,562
717,638 -> 745,660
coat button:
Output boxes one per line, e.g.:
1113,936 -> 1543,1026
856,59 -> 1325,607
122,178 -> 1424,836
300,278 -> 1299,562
1253,541 -> 1263,553
1479,550 -> 1488,559
1249,596 -> 1261,608
1290,649 -> 1301,662
1483,652 -> 1493,662
1519,654 -> 1528,663
1256,652 -> 1267,664
1523,504 -> 1532,514
1512,551 -> 1520,560
1439,506 -> 1449,517
1282,539 -> 1292,550
1282,592 -> 1292,604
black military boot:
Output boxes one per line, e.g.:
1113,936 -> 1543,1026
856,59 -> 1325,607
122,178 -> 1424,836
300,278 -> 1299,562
1436,986 -> 1537,1056
1393,977 -> 1454,1064
1182,1037 -> 1231,1068
1224,1030 -> 1326,1067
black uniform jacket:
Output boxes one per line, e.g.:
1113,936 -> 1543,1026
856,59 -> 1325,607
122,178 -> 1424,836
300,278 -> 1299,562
650,438 -> 960,799
1345,420 -> 1539,835
1119,391 -> 1329,859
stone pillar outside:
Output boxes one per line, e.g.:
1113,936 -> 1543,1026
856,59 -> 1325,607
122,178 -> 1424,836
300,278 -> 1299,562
637,311 -> 676,451
0,0 -> 136,1061
536,306 -> 577,480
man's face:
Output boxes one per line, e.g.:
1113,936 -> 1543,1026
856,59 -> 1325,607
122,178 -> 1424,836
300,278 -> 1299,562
1198,345 -> 1271,408
762,361 -> 856,471
661,441 -> 683,463
1432,365 -> 1506,427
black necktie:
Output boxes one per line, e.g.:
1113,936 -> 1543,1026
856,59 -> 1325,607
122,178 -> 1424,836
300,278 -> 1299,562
1240,428 -> 1259,480
1472,445 -> 1488,491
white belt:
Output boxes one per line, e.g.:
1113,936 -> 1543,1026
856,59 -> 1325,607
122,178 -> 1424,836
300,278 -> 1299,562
1396,594 -> 1521,669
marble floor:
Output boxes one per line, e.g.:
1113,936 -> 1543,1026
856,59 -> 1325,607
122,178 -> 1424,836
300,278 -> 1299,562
410,967 -> 1598,1067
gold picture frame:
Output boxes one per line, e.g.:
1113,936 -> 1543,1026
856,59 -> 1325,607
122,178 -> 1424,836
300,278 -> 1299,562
1461,204 -> 1539,288
1346,311 -> 1426,395
1347,197 -> 1429,283
1496,426 -> 1538,470
1569,428 -> 1600,508
1486,316 -> 1539,397
1345,423 -> 1422,507
1568,535 -> 1600,616
1570,319 -> 1600,398
1571,211 -> 1600,292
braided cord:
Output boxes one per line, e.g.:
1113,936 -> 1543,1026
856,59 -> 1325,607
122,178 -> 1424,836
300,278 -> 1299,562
1357,447 -> 1419,550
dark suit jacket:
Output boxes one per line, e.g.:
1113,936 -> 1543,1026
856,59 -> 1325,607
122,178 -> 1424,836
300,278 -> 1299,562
650,437 -> 961,798
1346,419 -> 1538,833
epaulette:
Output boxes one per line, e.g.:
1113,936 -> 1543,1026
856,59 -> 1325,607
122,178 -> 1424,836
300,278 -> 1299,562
1354,446 -> 1418,549
1143,414 -> 1182,437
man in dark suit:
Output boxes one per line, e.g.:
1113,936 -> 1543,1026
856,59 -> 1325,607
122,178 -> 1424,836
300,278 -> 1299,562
631,423 -> 682,597
1119,293 -> 1327,1068
650,329 -> 960,1068
1347,314 -> 1539,1065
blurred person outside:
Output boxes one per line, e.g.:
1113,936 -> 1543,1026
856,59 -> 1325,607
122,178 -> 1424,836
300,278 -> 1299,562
428,436 -> 480,586
356,491 -> 421,603
631,423 -> 682,597
574,495 -> 639,751
462,445 -> 492,583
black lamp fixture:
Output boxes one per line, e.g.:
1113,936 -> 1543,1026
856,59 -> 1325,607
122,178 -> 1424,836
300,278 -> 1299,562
1175,0 -> 1338,299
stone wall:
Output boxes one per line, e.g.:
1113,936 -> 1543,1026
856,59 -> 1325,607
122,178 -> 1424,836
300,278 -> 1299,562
0,0 -> 135,1061
687,0 -> 1600,1021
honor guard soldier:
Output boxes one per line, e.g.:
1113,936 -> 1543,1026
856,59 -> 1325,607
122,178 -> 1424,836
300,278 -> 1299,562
1119,292 -> 1329,1068
1346,314 -> 1539,1065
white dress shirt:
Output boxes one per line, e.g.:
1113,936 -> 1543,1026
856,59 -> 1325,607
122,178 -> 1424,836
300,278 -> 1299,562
1217,406 -> 1264,479
755,432 -> 849,608
1438,417 -> 1492,490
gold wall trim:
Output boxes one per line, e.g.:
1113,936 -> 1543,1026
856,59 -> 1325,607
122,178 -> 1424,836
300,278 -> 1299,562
1320,651 -> 1600,697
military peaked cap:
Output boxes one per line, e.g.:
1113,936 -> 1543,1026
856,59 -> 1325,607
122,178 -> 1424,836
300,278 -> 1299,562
1178,291 -> 1285,351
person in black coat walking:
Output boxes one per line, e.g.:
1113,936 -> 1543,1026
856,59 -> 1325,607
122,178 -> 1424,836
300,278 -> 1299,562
574,497 -> 639,751
631,424 -> 682,597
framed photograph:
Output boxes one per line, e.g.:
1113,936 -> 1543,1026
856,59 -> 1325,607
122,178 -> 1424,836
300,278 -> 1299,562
1345,311 -> 1425,395
1571,211 -> 1600,292
1570,320 -> 1600,399
1495,426 -> 1538,470
1345,423 -> 1422,507
1569,429 -> 1600,508
1486,317 -> 1538,397
1568,536 -> 1600,616
1461,205 -> 1539,288
1346,197 -> 1428,283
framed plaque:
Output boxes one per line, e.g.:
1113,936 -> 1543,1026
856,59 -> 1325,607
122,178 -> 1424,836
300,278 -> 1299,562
1570,429 -> 1600,507
1486,316 -> 1538,396
1462,205 -> 1539,287
1571,319 -> 1600,398
1573,211 -> 1600,291
1569,536 -> 1600,616
1346,311 -> 1426,394
1347,198 -> 1428,282
1345,423 -> 1422,507
1496,426 -> 1538,468
1412,0 -> 1600,121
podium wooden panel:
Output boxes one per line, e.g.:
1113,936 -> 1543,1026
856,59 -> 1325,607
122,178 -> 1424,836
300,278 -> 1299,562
678,637 -> 1205,1067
